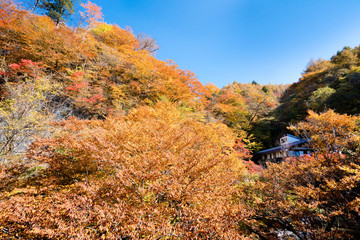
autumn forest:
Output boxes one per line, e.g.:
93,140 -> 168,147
1,0 -> 360,239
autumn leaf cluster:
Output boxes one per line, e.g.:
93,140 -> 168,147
1,1 -> 360,239
238,110 -> 360,239
0,103 -> 251,239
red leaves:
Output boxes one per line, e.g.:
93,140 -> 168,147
66,71 -> 86,82
71,71 -> 85,78
234,139 -> 251,159
242,160 -> 262,173
65,72 -> 88,92
8,59 -> 42,72
83,93 -> 103,103
0,60 -> 44,83
9,63 -> 20,70
20,59 -> 38,66
65,82 -> 88,92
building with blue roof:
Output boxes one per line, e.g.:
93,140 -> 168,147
257,134 -> 312,164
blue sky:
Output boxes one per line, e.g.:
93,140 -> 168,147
86,0 -> 360,87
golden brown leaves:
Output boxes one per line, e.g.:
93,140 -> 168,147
240,110 -> 360,239
0,103 -> 249,239
289,109 -> 360,155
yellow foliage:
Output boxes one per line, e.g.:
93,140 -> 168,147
0,102 -> 250,239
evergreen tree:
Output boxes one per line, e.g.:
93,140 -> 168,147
261,86 -> 268,93
40,0 -> 76,25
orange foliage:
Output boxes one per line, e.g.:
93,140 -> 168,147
239,110 -> 360,239
0,2 -> 211,118
80,0 -> 104,27
64,71 -> 106,116
0,4 -> 91,67
0,103 -> 250,239
91,23 -> 139,52
289,109 -> 360,156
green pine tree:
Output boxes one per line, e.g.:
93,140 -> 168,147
40,0 -> 76,25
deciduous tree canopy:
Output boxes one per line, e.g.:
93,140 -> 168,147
1,1 -> 360,239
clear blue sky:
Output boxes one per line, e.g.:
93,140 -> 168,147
86,0 -> 360,87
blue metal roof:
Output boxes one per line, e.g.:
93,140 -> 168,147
286,134 -> 303,140
257,146 -> 283,154
257,139 -> 307,155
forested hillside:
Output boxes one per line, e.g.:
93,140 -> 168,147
206,81 -> 288,151
0,0 -> 209,119
1,1 -> 360,239
256,46 -> 360,148
0,0 -> 287,155
279,46 -> 360,121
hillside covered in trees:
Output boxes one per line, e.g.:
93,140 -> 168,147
279,46 -> 360,120
1,1 -> 360,239
254,46 -> 360,149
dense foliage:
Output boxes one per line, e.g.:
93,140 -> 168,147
239,110 -> 360,239
259,46 -> 360,147
0,103 -> 250,239
0,0 -> 209,120
206,81 -> 288,151
1,1 -> 360,239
